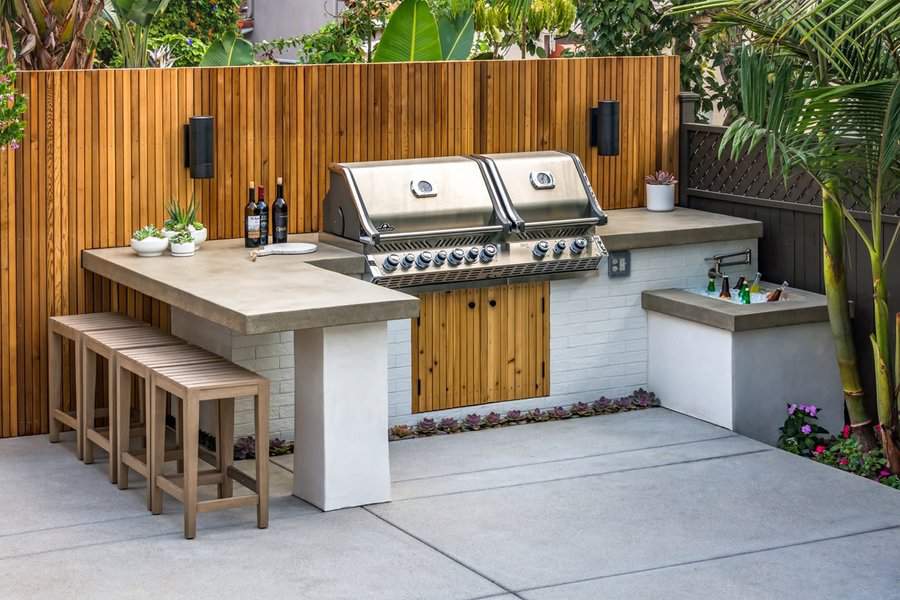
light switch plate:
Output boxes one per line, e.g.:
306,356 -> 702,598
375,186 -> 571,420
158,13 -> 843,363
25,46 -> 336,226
608,250 -> 631,278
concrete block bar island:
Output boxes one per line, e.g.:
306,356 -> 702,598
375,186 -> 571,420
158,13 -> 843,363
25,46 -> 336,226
83,148 -> 781,513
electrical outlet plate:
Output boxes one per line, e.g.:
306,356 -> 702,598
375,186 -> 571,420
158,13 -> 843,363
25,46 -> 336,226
608,250 -> 630,278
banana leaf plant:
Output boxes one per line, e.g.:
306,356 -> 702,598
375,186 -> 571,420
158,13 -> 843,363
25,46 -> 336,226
0,0 -> 103,68
373,0 -> 443,62
101,0 -> 169,68
199,31 -> 253,66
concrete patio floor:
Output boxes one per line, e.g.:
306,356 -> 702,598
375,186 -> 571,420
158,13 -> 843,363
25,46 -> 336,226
1,408 -> 899,599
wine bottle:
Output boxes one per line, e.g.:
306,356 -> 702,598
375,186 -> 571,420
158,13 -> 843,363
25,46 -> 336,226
733,276 -> 746,291
244,181 -> 260,248
257,184 -> 269,247
272,176 -> 288,244
749,272 -> 762,293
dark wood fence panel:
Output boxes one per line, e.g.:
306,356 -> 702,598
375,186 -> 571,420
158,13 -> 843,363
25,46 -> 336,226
682,122 -> 900,414
0,57 -> 681,438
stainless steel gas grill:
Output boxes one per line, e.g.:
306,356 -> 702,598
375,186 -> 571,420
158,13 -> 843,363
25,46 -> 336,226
322,151 -> 608,290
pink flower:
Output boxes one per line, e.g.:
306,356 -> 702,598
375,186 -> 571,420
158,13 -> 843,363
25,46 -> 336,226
841,424 -> 851,439
874,423 -> 882,433
800,424 -> 812,435
814,445 -> 826,454
839,457 -> 849,466
806,405 -> 818,417
879,469 -> 891,479
787,404 -> 797,415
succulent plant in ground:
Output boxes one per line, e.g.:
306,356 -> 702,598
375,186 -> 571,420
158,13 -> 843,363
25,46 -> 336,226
463,413 -> 483,430
615,397 -> 633,411
572,402 -> 593,417
529,407 -> 550,422
233,436 -> 256,460
505,409 -> 527,423
592,397 -> 612,414
438,417 -> 462,433
416,417 -> 438,435
632,388 -> 659,407
483,412 -> 503,427
390,424 -> 416,440
269,438 -> 293,456
550,406 -> 572,420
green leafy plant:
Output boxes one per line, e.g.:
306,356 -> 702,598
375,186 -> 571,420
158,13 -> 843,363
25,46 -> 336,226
474,0 -> 575,58
149,32 -> 208,66
102,0 -> 172,68
777,404 -> 831,457
0,65 -> 26,151
169,230 -> 194,244
132,225 -> 165,240
374,0 -> 443,62
164,197 -> 203,231
200,31 -> 253,66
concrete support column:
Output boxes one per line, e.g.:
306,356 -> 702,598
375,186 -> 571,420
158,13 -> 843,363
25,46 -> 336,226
292,321 -> 391,510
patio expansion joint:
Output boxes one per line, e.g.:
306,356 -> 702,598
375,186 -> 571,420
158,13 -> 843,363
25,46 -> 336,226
392,447 -> 775,503
392,433 -> 740,484
362,506 -> 526,600
512,523 -> 900,595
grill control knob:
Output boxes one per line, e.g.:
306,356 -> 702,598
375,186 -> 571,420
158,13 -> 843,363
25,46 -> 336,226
570,238 -> 588,255
433,250 -> 448,266
448,248 -> 465,266
480,244 -> 498,263
533,240 -> 550,258
466,247 -> 481,264
553,240 -> 567,256
415,251 -> 433,269
382,254 -> 401,272
400,253 -> 416,269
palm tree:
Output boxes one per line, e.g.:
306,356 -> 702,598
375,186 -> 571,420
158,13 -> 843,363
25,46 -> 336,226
0,0 -> 103,68
678,0 -> 900,466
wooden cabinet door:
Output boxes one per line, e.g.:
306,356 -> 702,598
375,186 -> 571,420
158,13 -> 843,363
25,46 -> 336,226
412,281 -> 549,413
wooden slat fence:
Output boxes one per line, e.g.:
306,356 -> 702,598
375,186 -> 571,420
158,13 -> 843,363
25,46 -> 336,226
0,56 -> 680,438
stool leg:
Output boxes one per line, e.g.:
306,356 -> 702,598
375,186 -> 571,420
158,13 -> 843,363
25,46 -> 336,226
82,348 -> 97,465
143,375 -> 153,510
75,339 -> 84,461
255,386 -> 269,530
107,357 -> 118,484
175,395 -> 184,475
183,396 -> 200,540
116,365 -> 132,489
150,384 -> 166,515
48,330 -> 61,443
217,398 -> 234,499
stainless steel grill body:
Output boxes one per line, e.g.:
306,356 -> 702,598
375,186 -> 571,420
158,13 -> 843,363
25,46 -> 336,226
322,151 -> 607,291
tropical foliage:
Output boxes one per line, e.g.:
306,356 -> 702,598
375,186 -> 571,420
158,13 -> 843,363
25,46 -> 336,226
374,0 -> 477,62
0,0 -> 103,69
474,0 -> 575,58
0,64 -> 25,150
102,0 -> 171,68
683,0 -> 900,469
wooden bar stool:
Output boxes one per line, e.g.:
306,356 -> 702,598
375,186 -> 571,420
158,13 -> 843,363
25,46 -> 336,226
116,344 -> 223,508
48,313 -> 146,460
82,327 -> 182,483
150,361 -> 269,539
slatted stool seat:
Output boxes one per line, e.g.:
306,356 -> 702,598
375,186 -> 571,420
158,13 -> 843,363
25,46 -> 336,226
150,361 -> 269,539
48,313 -> 146,460
82,327 -> 182,483
116,344 -> 223,508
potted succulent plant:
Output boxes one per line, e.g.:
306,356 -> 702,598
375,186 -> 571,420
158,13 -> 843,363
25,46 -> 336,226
130,225 -> 168,257
169,230 -> 196,257
163,198 -> 207,247
644,170 -> 678,212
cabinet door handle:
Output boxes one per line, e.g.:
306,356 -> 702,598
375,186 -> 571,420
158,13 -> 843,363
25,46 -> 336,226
468,301 -> 476,309
489,299 -> 497,308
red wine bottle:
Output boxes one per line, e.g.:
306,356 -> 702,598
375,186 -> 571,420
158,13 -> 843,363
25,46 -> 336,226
257,184 -> 269,247
272,176 -> 288,244
244,181 -> 260,248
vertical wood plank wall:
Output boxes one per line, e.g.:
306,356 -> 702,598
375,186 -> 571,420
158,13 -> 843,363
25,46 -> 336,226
0,56 -> 680,438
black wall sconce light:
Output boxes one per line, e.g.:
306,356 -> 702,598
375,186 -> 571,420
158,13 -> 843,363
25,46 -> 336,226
184,116 -> 215,179
589,101 -> 620,156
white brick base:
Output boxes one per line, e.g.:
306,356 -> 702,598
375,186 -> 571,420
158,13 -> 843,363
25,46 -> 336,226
173,238 -> 758,439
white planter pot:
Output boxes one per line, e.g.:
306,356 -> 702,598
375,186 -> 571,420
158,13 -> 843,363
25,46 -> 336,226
130,236 -> 169,257
189,225 -> 207,247
170,240 -> 196,257
646,184 -> 676,212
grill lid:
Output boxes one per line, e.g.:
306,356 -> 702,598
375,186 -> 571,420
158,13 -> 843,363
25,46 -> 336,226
475,151 -> 606,232
327,156 -> 510,242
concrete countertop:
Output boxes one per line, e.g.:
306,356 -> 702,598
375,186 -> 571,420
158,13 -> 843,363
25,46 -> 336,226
599,208 -> 763,251
641,285 -> 829,332
82,236 -> 418,335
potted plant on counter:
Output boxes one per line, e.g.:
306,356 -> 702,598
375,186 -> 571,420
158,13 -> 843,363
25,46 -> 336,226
130,225 -> 169,257
163,198 -> 207,247
169,230 -> 196,257
644,170 -> 678,212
